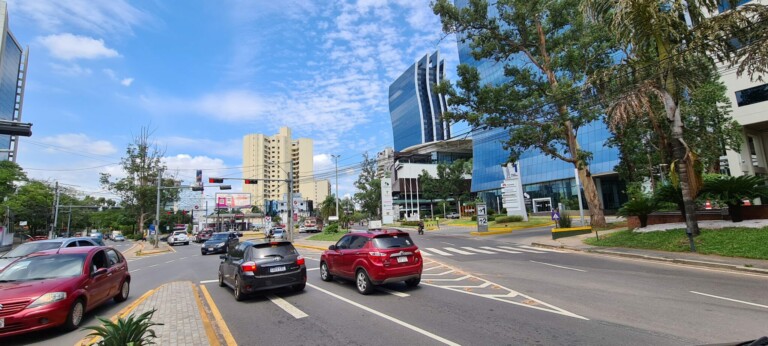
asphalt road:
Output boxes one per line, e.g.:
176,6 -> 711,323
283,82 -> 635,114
6,232 -> 767,346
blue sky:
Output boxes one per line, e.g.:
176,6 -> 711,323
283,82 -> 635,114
8,0 -> 465,206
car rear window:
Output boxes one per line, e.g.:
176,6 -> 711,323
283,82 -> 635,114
248,243 -> 298,259
210,234 -> 228,241
372,235 -> 414,249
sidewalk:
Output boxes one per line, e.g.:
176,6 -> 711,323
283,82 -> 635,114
78,281 -> 223,346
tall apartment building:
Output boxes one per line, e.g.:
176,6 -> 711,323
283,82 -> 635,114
389,51 -> 451,152
0,1 -> 29,162
243,127 -> 325,206
375,147 -> 394,179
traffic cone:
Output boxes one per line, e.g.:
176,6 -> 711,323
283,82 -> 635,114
705,200 -> 712,210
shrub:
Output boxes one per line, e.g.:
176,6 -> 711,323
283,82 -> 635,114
82,308 -> 163,346
323,222 -> 339,234
487,215 -> 496,222
401,221 -> 421,226
617,194 -> 659,228
488,209 -> 496,215
471,215 -> 477,221
495,215 -> 523,223
557,214 -> 572,228
700,174 -> 768,222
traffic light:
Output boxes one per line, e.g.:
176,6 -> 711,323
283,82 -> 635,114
191,186 -> 204,192
244,179 -> 258,184
209,178 -> 224,184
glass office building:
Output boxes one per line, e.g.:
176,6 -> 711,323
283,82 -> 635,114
0,2 -> 28,162
389,51 -> 451,152
455,0 -> 626,212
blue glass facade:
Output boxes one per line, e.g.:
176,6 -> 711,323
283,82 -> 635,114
389,51 -> 450,151
455,0 -> 623,209
0,31 -> 22,161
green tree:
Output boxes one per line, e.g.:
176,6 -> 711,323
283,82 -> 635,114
582,0 -> 768,235
353,153 -> 381,218
318,194 -> 337,222
3,180 -> 54,234
432,0 -> 617,227
0,160 -> 27,202
418,159 -> 472,213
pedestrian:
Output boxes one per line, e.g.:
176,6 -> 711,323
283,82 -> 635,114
418,220 -> 424,235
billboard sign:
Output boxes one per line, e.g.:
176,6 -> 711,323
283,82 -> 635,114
381,180 -> 394,224
215,193 -> 252,209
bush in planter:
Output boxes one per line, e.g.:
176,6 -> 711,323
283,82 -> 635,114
495,215 -> 524,223
556,214 -> 572,228
401,221 -> 421,226
487,215 -> 496,222
323,222 -> 339,234
471,215 -> 477,221
700,175 -> 768,222
617,194 -> 659,228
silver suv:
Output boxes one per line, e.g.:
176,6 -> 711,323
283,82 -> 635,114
168,231 -> 190,246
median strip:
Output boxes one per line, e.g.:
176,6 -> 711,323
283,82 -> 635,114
199,285 -> 238,346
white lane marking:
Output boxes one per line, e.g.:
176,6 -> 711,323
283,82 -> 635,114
129,269 -> 142,273
461,247 -> 496,254
426,275 -> 471,282
530,260 -> 586,272
418,249 -> 432,256
165,260 -> 176,263
307,268 -> 320,271
499,246 -> 544,253
307,283 -> 460,346
377,287 -> 410,297
422,269 -> 455,276
582,252 -> 768,278
200,279 -> 218,284
148,264 -> 158,268
425,248 -> 453,256
481,246 -> 522,254
444,247 -> 474,255
180,257 -> 188,259
690,291 -> 768,309
422,265 -> 446,272
441,242 -> 455,246
267,294 -> 309,319
304,256 -> 319,261
519,245 -> 564,253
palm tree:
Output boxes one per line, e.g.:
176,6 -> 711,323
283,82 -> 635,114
582,0 -> 768,235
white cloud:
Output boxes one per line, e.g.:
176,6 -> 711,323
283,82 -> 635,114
120,78 -> 134,86
8,0 -> 148,35
39,34 -> 120,60
313,154 -> 334,173
163,154 -> 231,185
38,134 -> 118,156
103,68 -> 117,79
50,63 -> 92,76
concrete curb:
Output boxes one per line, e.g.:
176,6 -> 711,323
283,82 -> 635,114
121,241 -> 142,259
470,223 -> 555,236
531,242 -> 768,276
135,241 -> 174,256
294,244 -> 330,251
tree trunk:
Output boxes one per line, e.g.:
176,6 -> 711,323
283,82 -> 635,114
663,91 -> 700,236
578,167 -> 606,227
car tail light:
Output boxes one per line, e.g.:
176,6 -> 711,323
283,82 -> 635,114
368,251 -> 386,257
241,261 -> 258,273
296,255 -> 305,266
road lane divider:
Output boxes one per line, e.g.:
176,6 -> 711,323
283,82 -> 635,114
529,260 -> 586,272
376,287 -> 410,297
200,279 -> 219,284
444,247 -> 474,255
192,282 -> 221,346
690,291 -> 768,309
480,246 -> 522,254
199,285 -> 238,346
267,294 -> 309,319
307,268 -> 320,271
307,283 -> 460,346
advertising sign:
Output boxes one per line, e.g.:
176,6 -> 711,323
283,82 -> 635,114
381,180 -> 394,224
215,193 -> 252,209
476,203 -> 488,232
501,163 -> 528,221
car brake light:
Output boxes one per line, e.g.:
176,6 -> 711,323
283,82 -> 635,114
368,251 -> 386,257
270,242 -> 279,245
241,261 -> 257,272
414,249 -> 420,253
296,255 -> 305,266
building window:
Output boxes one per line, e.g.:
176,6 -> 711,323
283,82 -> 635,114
735,83 -> 768,107
718,0 -> 751,13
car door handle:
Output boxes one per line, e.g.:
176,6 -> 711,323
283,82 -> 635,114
355,252 -> 360,255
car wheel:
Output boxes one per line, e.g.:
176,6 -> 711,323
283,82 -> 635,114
185,242 -> 189,245
62,298 -> 85,331
201,251 -> 206,255
114,280 -> 130,302
292,283 -> 306,291
320,262 -> 333,282
405,277 -> 420,287
356,269 -> 373,295
233,276 -> 245,301
218,271 -> 225,287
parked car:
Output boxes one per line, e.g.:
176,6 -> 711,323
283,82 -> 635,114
195,230 -> 213,243
167,231 -> 190,246
218,240 -> 306,301
0,238 -> 99,272
89,232 -> 105,246
201,232 -> 239,255
445,212 -> 461,219
320,229 -> 423,295
113,234 -> 126,242
0,246 -> 130,337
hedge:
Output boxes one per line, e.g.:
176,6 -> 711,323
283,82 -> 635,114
401,221 -> 421,226
495,215 -> 524,223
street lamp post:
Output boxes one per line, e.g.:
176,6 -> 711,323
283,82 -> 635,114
332,154 -> 340,218
155,169 -> 162,248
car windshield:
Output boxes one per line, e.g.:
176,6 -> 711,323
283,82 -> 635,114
249,243 -> 297,259
3,241 -> 63,258
0,254 -> 85,281
209,234 -> 228,241
372,235 -> 414,249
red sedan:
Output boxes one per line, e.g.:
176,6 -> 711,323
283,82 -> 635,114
0,246 -> 130,338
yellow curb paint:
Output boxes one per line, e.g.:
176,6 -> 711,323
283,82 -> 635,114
193,283 -> 221,346
75,286 -> 158,346
200,285 -> 237,346
551,226 -> 592,233
122,242 -> 141,258
294,244 -> 330,251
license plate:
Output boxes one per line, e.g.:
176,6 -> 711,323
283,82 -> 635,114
397,256 -> 408,263
269,266 -> 286,273
208,248 -> 214,251
0,317 -> 4,328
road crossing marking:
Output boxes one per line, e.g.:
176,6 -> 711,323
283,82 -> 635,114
425,248 -> 453,256
443,247 -> 474,255
377,287 -> 410,297
267,294 -> 308,319
519,245 -> 564,253
461,247 -> 496,254
422,269 -> 455,276
498,246 -> 544,253
480,246 -> 522,254
165,260 -> 176,263
530,260 -> 586,272
129,269 -> 142,273
422,265 -> 447,272
200,279 -> 218,284
307,268 -> 319,271
690,291 -> 768,309
418,249 -> 432,256
427,275 -> 471,282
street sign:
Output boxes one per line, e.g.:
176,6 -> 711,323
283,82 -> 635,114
476,203 -> 488,232
477,216 -> 488,226
265,216 -> 271,223
552,210 -> 560,221
477,204 -> 487,216
194,205 -> 199,210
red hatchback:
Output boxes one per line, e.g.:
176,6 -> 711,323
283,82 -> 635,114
320,229 -> 422,294
0,246 -> 130,338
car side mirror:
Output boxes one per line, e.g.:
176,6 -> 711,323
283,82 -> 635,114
92,268 -> 107,277
328,245 -> 337,251
219,255 -> 228,261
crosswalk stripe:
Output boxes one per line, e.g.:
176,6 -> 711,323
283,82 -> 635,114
425,248 -> 453,256
519,245 -> 564,253
480,246 -> 522,254
498,246 -> 544,253
444,247 -> 475,255
419,249 -> 433,256
461,247 -> 496,254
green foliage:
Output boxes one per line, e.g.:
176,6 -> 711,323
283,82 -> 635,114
419,159 -> 472,207
700,174 -> 768,207
82,308 -> 163,346
353,153 -> 381,218
487,215 -> 496,222
318,195 -> 336,222
0,160 -> 27,202
617,195 -> 658,217
557,214 -> 572,228
470,215 -> 477,221
400,221 -> 421,226
495,215 -> 524,223
323,222 -> 339,234
2,180 -> 54,233
307,231 -> 346,242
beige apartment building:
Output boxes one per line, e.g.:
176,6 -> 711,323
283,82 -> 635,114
243,127 -> 329,206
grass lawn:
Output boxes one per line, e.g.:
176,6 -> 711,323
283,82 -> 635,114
584,227 -> 768,260
307,232 -> 346,242
491,216 -> 553,229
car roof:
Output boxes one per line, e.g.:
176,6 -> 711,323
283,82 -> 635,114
346,229 -> 409,238
243,239 -> 292,247
31,246 -> 110,256
28,237 -> 94,244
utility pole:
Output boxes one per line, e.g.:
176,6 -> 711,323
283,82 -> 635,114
288,160 -> 294,242
332,154 -> 340,218
49,181 -> 59,239
154,169 -> 162,248
67,205 -> 72,237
